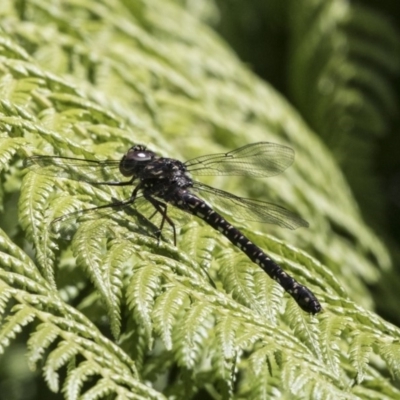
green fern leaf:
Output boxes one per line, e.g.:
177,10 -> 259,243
174,301 -> 214,369
379,341 -> 400,379
240,367 -> 280,400
152,285 -> 189,350
211,313 -> 240,397
319,314 -> 347,379
348,330 -> 374,384
71,220 -> 129,338
283,298 -> 321,358
0,304 -> 35,353
0,137 -> 27,170
44,340 -> 80,393
179,222 -> 216,269
126,262 -> 163,342
253,268 -> 283,324
0,281 -> 13,318
26,322 -> 60,369
248,345 -> 280,377
102,239 -> 135,338
18,171 -> 60,286
79,378 -> 114,400
215,314 -> 239,367
288,0 -> 400,228
63,360 -> 98,400
217,252 -> 260,310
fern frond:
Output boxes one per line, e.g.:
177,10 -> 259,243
0,275 -> 167,399
72,220 -> 121,329
44,340 -> 80,392
241,366 -> 280,400
0,282 -> 13,318
152,285 -> 189,350
79,379 -> 116,400
179,222 -> 216,269
379,341 -> 400,379
288,0 -> 400,225
18,171 -> 60,286
102,239 -> 133,338
0,305 -> 35,352
248,344 -> 280,377
318,314 -> 347,379
280,358 -> 352,400
27,322 -> 60,369
63,360 -> 99,400
126,262 -> 163,342
348,330 -> 374,384
174,301 -> 214,369
284,301 -> 321,358
217,252 -> 260,311
253,268 -> 282,325
215,313 -> 239,365
0,137 -> 27,169
212,313 -> 240,393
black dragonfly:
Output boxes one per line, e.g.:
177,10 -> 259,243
27,142 -> 321,314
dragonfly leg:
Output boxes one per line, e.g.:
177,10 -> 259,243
147,209 -> 159,221
52,181 -> 142,226
145,196 -> 177,246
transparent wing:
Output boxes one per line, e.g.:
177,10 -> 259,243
185,142 -> 295,177
25,155 -> 121,182
49,195 -> 162,241
192,182 -> 308,230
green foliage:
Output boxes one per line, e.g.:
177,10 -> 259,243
0,0 -> 399,399
288,0 -> 400,225
210,0 -> 400,322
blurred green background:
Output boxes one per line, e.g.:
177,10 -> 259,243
209,0 -> 400,324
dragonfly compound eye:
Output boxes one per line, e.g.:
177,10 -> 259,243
119,145 -> 155,177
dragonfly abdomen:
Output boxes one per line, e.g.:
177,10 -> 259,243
174,192 -> 321,314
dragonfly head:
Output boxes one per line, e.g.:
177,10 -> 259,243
119,144 -> 156,177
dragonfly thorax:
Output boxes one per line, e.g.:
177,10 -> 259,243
141,158 -> 192,190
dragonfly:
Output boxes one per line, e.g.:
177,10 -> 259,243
27,142 -> 322,314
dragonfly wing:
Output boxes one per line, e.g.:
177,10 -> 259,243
25,155 -> 121,182
50,195 -> 160,240
185,142 -> 295,177
192,182 -> 308,230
